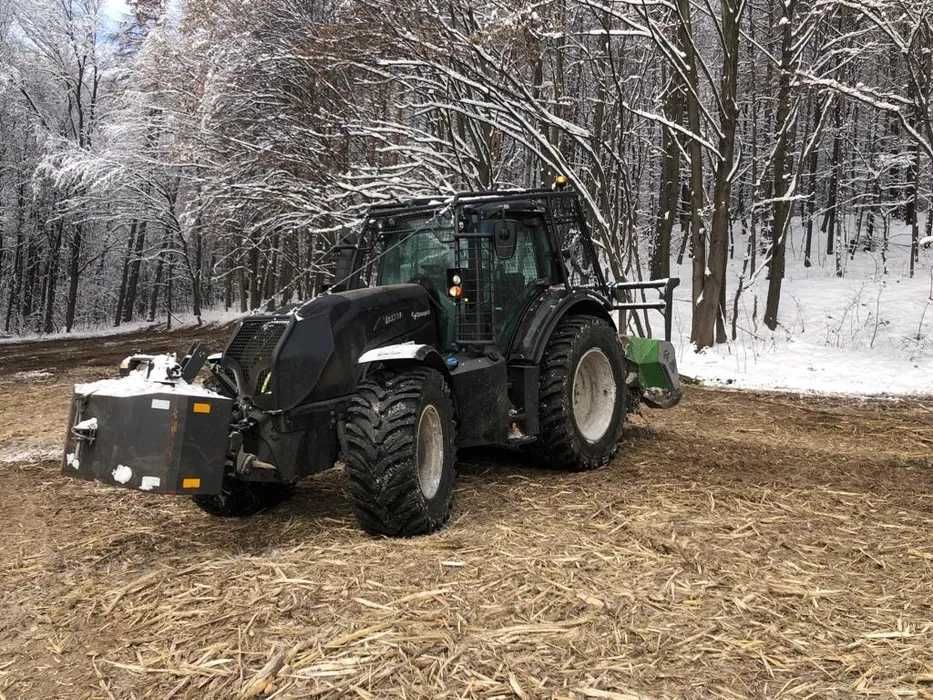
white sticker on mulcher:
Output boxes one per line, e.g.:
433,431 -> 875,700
151,399 -> 171,410
140,476 -> 161,491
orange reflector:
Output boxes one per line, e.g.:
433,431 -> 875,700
182,477 -> 201,489
448,285 -> 462,298
192,402 -> 211,414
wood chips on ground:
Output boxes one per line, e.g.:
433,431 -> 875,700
0,330 -> 930,698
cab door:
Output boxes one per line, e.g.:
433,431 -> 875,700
488,216 -> 558,351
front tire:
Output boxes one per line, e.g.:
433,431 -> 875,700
532,315 -> 626,470
342,367 -> 456,536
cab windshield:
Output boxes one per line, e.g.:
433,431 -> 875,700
376,212 -> 454,289
376,212 -> 456,348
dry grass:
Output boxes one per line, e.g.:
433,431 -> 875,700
0,337 -> 931,698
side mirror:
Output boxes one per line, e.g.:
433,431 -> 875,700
493,221 -> 517,259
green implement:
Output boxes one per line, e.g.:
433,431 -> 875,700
624,336 -> 682,409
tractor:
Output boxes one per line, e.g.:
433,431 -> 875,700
63,183 -> 681,536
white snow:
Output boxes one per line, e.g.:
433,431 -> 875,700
73,417 -> 98,431
662,215 -> 933,397
12,369 -> 54,381
66,452 -> 79,469
75,354 -> 221,399
0,307 -> 244,345
0,443 -> 59,464
112,464 -> 133,483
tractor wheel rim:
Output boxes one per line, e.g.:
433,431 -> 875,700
417,404 -> 444,499
572,347 -> 617,443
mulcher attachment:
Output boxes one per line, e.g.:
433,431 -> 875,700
624,336 -> 682,409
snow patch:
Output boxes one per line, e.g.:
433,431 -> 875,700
66,452 -> 79,469
12,369 -> 54,381
0,307 -> 245,345
112,464 -> 133,484
661,215 -> 933,397
75,354 -> 220,399
0,444 -> 60,464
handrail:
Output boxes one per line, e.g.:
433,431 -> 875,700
608,278 -> 680,341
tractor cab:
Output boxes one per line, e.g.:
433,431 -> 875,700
345,189 -> 605,357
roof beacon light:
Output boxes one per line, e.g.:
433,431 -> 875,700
553,175 -> 569,190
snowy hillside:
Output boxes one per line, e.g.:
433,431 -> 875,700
669,218 -> 933,396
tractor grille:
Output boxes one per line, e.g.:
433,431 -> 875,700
225,316 -> 290,392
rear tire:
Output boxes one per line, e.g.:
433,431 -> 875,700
342,367 -> 456,536
192,480 -> 292,517
531,314 -> 626,470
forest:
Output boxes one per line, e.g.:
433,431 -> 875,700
0,0 -> 931,349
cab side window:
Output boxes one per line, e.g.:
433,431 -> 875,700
490,216 -> 554,348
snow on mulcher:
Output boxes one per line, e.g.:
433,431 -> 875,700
62,181 -> 682,536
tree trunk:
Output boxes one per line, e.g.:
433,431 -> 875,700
824,98 -> 842,260
43,219 -> 63,334
224,240 -> 233,311
676,0 -> 707,345
114,221 -> 136,326
909,143 -> 921,277
803,92 -> 821,267
5,212 -> 24,333
147,227 -> 172,322
192,227 -> 203,321
21,233 -> 36,321
123,220 -> 147,322
764,0 -> 799,330
64,221 -> 83,332
166,255 -> 173,330
692,0 -> 741,349
248,244 -> 260,310
651,65 -> 684,279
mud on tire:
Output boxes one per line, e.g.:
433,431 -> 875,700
531,314 -> 626,470
342,367 -> 456,536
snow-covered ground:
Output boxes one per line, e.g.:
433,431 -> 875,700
0,307 -> 245,345
667,216 -> 933,397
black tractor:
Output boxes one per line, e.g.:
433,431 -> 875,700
63,184 -> 681,536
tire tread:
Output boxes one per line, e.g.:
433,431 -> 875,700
532,315 -> 624,470
343,367 -> 454,536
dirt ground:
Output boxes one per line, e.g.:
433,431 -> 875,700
0,327 -> 931,699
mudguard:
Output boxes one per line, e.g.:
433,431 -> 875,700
357,343 -> 445,371
508,287 -> 614,363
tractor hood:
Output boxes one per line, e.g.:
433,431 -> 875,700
223,284 -> 437,411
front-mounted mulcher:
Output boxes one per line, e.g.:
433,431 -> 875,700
63,182 -> 682,536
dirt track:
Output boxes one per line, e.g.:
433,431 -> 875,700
0,328 -> 931,699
